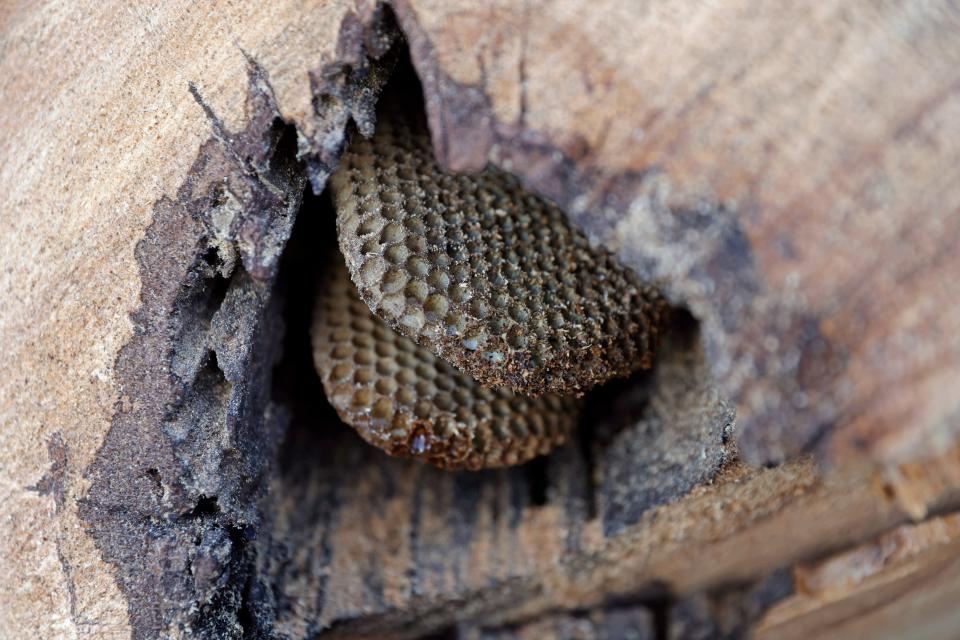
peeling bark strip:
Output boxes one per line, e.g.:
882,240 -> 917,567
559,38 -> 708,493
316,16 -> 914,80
79,63 -> 306,637
28,433 -> 69,512
303,6 -> 399,192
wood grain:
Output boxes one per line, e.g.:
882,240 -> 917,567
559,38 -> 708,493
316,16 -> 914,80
2,0 -> 959,636
756,512 -> 960,639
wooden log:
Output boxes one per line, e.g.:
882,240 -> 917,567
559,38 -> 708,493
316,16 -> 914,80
1,1 -> 959,638
755,512 -> 960,639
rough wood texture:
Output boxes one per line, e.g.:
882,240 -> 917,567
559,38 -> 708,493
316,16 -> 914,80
460,605 -> 656,640
756,512 -> 960,639
257,424 -> 958,637
2,0 -> 959,638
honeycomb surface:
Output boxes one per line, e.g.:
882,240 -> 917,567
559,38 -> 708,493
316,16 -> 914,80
330,101 -> 666,396
312,257 -> 580,469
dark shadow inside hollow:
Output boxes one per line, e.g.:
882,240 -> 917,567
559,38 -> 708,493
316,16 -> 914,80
251,40 -> 735,637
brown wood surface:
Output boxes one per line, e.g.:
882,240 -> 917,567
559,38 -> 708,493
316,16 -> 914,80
2,1 -> 959,638
259,433 -> 960,637
756,512 -> 960,640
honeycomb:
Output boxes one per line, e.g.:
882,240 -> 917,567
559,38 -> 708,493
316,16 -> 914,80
330,100 -> 667,396
312,256 -> 580,470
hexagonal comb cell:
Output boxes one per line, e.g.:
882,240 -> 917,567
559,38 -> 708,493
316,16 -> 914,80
330,99 -> 667,396
312,256 -> 580,470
